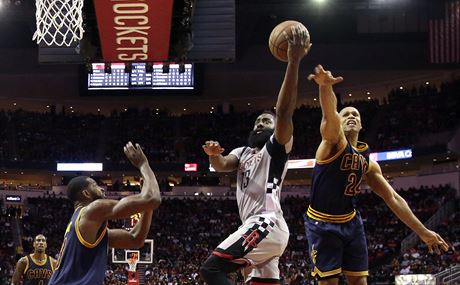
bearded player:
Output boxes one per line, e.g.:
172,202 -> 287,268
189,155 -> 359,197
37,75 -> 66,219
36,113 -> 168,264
200,24 -> 311,285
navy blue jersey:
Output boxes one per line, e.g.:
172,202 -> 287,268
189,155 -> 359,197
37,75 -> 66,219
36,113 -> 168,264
308,141 -> 370,222
23,254 -> 54,285
49,206 -> 108,285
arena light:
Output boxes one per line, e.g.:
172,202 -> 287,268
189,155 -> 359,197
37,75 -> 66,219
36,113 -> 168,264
57,163 -> 103,171
369,149 -> 412,162
5,195 -> 21,202
184,163 -> 198,172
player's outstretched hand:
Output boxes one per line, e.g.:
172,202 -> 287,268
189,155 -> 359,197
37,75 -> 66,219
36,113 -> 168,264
419,230 -> 450,254
307,64 -> 343,87
202,140 -> 225,157
124,142 -> 148,169
283,24 -> 312,63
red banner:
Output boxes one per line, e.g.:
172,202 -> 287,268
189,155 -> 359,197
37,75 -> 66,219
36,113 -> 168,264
93,0 -> 174,62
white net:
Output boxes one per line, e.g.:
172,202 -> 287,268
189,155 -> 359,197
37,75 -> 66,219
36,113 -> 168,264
127,258 -> 138,273
33,0 -> 85,47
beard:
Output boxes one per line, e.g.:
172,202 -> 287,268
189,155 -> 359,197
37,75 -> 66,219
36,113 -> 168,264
248,128 -> 274,149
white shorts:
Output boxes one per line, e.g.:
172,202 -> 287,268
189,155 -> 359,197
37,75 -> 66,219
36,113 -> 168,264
212,214 -> 290,280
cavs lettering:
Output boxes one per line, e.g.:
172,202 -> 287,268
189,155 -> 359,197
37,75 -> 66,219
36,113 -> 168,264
23,254 -> 54,285
340,153 -> 369,173
26,268 -> 53,279
308,141 -> 370,222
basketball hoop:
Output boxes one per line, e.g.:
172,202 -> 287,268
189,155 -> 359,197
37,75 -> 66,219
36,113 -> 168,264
127,256 -> 138,273
33,0 -> 85,46
127,252 -> 140,285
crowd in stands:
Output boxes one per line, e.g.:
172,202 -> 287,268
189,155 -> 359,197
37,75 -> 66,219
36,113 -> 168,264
0,203 -> 15,284
375,80 -> 460,151
370,212 -> 460,284
0,79 -> 457,167
0,185 -> 457,284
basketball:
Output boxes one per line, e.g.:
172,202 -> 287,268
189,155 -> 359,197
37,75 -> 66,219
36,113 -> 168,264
268,20 -> 309,62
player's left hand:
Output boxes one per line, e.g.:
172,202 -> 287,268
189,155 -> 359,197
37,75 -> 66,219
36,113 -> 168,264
419,230 -> 450,254
124,142 -> 148,169
307,64 -> 343,87
284,24 -> 312,63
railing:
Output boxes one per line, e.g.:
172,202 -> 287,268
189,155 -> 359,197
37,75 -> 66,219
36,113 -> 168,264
434,265 -> 460,285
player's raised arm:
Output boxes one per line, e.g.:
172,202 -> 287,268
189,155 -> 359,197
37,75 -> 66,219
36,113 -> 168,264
366,159 -> 450,254
274,25 -> 311,144
12,257 -> 27,285
308,65 -> 344,147
202,140 -> 239,172
108,208 -> 154,249
85,142 -> 161,222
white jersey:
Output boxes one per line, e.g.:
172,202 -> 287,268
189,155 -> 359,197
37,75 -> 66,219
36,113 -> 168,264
229,135 -> 292,223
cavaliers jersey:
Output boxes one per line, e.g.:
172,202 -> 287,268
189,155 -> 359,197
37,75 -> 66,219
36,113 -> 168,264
307,141 -> 370,223
48,206 -> 108,285
230,135 -> 292,223
23,254 -> 54,285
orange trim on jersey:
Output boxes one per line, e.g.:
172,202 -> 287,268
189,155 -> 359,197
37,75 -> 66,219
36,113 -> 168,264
353,141 -> 368,152
342,270 -> 369,276
75,207 -> 107,248
307,206 -> 356,223
316,143 -> 347,165
311,266 -> 342,278
30,254 -> 48,266
50,256 -> 55,271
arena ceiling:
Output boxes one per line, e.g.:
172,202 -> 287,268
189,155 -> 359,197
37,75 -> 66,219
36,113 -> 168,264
0,0 -> 457,114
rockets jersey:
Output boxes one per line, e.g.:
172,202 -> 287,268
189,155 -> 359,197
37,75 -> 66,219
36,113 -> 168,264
307,141 -> 370,223
230,135 -> 292,223
49,206 -> 108,285
23,254 -> 54,285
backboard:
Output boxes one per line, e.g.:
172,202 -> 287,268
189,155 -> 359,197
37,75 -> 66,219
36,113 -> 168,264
111,239 -> 154,264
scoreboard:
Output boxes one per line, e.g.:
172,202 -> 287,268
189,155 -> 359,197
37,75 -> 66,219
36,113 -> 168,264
88,62 -> 194,90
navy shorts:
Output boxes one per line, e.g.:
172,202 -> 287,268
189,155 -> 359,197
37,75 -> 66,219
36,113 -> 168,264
304,213 -> 369,279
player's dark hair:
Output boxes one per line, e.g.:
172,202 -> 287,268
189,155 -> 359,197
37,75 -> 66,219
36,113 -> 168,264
67,176 -> 90,204
35,234 -> 46,241
261,110 -> 276,118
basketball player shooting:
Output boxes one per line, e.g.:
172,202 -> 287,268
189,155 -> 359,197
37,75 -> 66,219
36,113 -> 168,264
48,142 -> 161,285
200,25 -> 311,285
12,234 -> 56,285
304,65 -> 450,285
